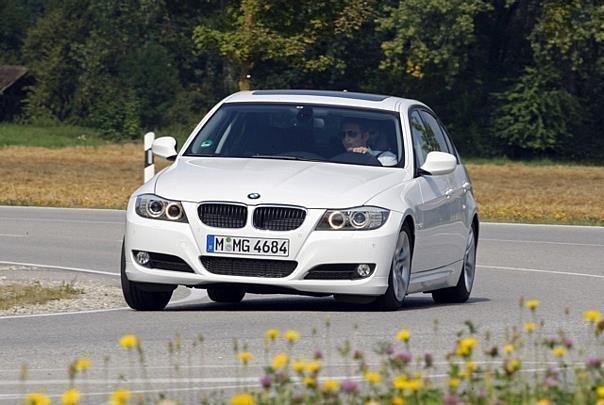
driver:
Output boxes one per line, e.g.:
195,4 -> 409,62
340,119 -> 397,166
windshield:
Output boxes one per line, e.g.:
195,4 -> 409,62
184,103 -> 403,167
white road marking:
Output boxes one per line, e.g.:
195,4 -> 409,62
0,205 -> 124,213
479,264 -> 604,279
481,221 -> 604,230
0,260 -> 118,277
481,238 -> 604,247
0,365 -> 578,401
0,360 -> 561,374
0,307 -> 128,320
0,217 -> 123,225
0,234 -> 26,238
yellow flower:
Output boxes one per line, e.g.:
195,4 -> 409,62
526,299 -> 540,310
303,376 -> 316,387
524,322 -> 536,333
465,361 -> 477,371
456,337 -> 478,356
503,344 -> 514,354
448,378 -> 461,388
392,396 -> 405,405
110,389 -> 130,405
584,310 -> 603,323
284,330 -> 300,342
119,335 -> 138,349
596,385 -> 604,398
230,393 -> 255,405
459,370 -> 471,380
504,358 -> 521,374
265,329 -> 280,341
74,358 -> 91,371
61,388 -> 80,405
364,371 -> 382,384
536,400 -> 550,405
393,375 -> 408,390
25,392 -> 50,405
396,329 -> 411,342
322,379 -> 340,392
272,353 -> 288,369
552,346 -> 567,357
292,361 -> 306,373
238,352 -> 253,364
393,375 -> 422,392
305,361 -> 321,374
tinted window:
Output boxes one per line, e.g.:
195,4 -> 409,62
184,103 -> 403,168
418,110 -> 451,154
409,110 -> 437,167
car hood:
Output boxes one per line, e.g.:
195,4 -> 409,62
154,157 -> 405,208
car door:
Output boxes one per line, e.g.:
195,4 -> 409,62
409,109 -> 459,272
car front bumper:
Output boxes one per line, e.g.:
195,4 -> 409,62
124,198 -> 403,296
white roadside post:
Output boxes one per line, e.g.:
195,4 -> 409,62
143,132 -> 155,183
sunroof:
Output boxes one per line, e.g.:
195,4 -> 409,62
251,90 -> 389,102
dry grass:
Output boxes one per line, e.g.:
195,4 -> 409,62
0,145 -> 167,209
0,145 -> 602,224
467,163 -> 604,225
0,281 -> 82,310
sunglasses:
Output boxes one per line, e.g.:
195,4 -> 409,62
339,130 -> 362,139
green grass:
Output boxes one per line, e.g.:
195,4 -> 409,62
0,124 -> 110,148
0,281 -> 82,310
464,156 -> 604,167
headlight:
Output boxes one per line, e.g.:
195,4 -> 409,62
135,194 -> 188,223
316,206 -> 389,230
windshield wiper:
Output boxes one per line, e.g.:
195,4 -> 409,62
252,154 -> 303,160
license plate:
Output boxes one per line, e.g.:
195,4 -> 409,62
206,235 -> 289,257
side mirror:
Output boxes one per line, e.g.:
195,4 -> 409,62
152,137 -> 178,160
419,151 -> 457,176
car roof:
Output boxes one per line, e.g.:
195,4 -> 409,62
222,90 -> 424,112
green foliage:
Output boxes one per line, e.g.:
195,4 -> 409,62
0,123 -> 106,148
1,0 -> 602,160
492,67 -> 581,153
378,0 -> 490,84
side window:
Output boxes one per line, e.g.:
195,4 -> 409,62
410,110 -> 437,167
418,110 -> 451,154
438,122 -> 460,160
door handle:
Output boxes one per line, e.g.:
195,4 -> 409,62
462,182 -> 472,193
445,188 -> 453,198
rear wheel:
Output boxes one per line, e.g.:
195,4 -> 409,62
374,224 -> 412,310
207,286 -> 246,303
432,226 -> 476,304
121,242 -> 173,311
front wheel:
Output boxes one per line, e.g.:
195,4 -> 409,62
374,224 -> 412,310
207,286 -> 245,303
121,243 -> 173,311
432,226 -> 476,304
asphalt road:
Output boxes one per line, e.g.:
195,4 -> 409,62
0,206 -> 603,403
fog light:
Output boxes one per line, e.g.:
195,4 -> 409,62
135,251 -> 150,266
356,264 -> 372,277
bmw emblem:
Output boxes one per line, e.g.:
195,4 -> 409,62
247,193 -> 261,200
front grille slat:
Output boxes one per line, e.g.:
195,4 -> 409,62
253,206 -> 306,231
200,256 -> 297,278
199,203 -> 247,228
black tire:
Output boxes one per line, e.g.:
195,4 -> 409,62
432,226 -> 477,304
207,286 -> 245,303
374,224 -> 413,311
121,243 -> 173,311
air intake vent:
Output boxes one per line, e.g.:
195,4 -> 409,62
200,256 -> 297,278
253,206 -> 306,231
199,203 -> 247,228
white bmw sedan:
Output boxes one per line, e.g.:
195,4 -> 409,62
122,90 -> 478,310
